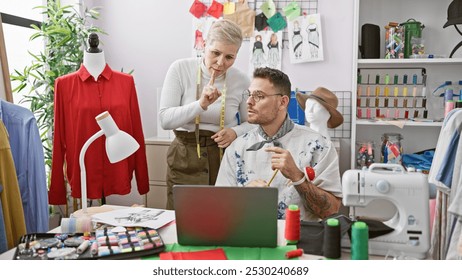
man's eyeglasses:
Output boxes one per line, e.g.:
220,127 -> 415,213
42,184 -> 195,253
243,89 -> 283,103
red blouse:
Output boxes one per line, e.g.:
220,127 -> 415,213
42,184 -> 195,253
49,64 -> 149,205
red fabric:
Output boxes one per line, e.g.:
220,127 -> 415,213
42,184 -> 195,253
189,0 -> 207,19
160,248 -> 227,260
207,0 -> 223,19
49,64 -> 149,205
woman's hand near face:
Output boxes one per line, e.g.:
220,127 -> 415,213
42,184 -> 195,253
211,128 -> 237,148
199,70 -> 221,110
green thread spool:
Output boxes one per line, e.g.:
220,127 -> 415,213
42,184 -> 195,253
351,221 -> 369,260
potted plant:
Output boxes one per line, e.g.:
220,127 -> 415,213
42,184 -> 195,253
10,0 -> 105,173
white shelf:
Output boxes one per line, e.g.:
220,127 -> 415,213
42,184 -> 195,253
358,58 -> 462,66
356,119 -> 443,127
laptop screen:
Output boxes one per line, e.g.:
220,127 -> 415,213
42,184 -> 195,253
173,185 -> 278,247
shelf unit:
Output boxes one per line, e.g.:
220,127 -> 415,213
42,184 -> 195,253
350,0 -> 461,169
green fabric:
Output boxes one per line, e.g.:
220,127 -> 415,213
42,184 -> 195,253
143,243 -> 299,260
261,0 -> 276,18
283,2 -> 301,21
267,12 -> 287,33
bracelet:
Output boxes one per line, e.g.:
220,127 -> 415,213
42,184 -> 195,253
291,174 -> 307,186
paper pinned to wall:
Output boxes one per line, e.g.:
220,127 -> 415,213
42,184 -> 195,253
287,14 -> 324,64
248,30 -> 283,76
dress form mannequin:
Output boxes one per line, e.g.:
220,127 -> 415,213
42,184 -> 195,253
304,98 -> 331,141
83,33 -> 105,81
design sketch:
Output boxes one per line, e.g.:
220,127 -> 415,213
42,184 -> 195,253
287,14 -> 324,63
248,31 -> 283,76
191,17 -> 217,58
251,34 -> 266,68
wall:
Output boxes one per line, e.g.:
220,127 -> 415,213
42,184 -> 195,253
86,0 -> 355,138
85,0 -> 355,204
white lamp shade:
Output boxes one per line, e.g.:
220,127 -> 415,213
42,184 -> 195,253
105,130 -> 140,163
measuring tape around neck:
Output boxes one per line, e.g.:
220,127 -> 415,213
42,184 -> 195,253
195,64 -> 226,159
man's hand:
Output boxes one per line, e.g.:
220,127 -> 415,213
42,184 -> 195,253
265,147 -> 304,183
245,179 -> 268,187
211,128 -> 237,148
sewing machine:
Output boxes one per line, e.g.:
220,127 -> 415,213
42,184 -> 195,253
342,163 -> 430,259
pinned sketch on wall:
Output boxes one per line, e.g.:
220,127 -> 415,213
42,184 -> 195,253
248,30 -> 283,75
192,17 -> 218,58
287,14 -> 324,63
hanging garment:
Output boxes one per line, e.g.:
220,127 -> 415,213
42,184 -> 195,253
0,100 -> 48,233
0,184 -> 8,253
223,0 -> 256,38
428,109 -> 462,259
49,64 -> 149,205
0,120 -> 27,249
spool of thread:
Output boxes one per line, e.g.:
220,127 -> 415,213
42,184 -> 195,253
77,240 -> 91,254
375,74 -> 380,84
412,74 -> 417,85
393,98 -> 398,108
323,218 -> 341,259
375,108 -> 380,117
403,74 -> 408,84
351,221 -> 369,260
60,217 -> 93,233
422,98 -> 427,108
90,241 -> 98,255
423,110 -> 428,118
384,98 -> 389,107
385,109 -> 390,118
456,100 -> 462,108
414,110 -> 419,118
404,110 -> 409,119
385,74 -> 390,85
445,101 -> 455,117
285,205 -> 301,244
393,74 -> 398,84
366,98 -> 370,107
357,97 -> 361,107
285,248 -> 304,259
445,88 -> 454,102
357,108 -> 363,118
375,97 -> 379,107
394,109 -> 400,118
403,99 -> 408,108
366,108 -> 371,119
357,85 -> 362,96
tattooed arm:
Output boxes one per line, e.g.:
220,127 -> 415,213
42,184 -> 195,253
292,173 -> 341,218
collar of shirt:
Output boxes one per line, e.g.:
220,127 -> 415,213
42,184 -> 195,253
78,63 -> 113,82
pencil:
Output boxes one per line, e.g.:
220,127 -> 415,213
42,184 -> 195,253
267,169 -> 279,187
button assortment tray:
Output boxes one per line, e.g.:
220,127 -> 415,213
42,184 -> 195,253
13,227 -> 165,260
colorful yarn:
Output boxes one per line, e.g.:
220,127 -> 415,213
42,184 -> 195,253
285,205 -> 301,244
60,217 -> 93,233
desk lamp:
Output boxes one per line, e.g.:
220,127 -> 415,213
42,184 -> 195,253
78,111 -> 139,214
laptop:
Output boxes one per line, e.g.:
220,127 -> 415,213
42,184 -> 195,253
173,185 -> 278,247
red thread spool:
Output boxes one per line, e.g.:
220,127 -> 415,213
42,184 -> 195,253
285,248 -> 303,259
285,205 -> 300,244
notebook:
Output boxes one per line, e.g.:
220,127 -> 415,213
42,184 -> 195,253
173,185 -> 278,247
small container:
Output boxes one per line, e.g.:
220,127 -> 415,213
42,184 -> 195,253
356,141 -> 375,168
381,133 -> 403,164
384,22 -> 405,59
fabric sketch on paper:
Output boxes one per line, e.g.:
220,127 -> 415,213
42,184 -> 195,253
267,33 -> 280,69
194,29 -> 205,57
248,31 -> 282,76
307,16 -> 320,59
288,14 -> 324,63
292,20 -> 303,59
251,34 -> 266,68
191,17 -> 217,58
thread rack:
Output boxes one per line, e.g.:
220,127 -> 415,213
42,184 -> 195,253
356,67 -> 428,120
